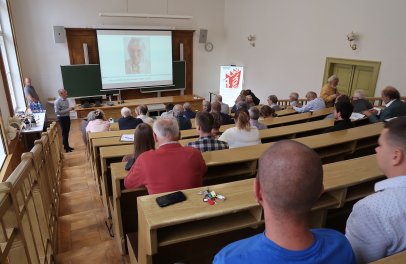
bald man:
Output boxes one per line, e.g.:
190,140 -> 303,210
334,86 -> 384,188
214,141 -> 355,263
363,86 -> 406,122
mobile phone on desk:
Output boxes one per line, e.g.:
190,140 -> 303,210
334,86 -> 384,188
156,191 -> 186,207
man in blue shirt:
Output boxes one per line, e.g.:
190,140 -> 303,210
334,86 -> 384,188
291,91 -> 326,113
214,140 -> 356,264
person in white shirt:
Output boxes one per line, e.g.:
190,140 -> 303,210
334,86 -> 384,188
345,117 -> 406,263
289,92 -> 301,107
215,94 -> 230,114
219,108 -> 261,148
291,91 -> 326,113
136,104 -> 154,126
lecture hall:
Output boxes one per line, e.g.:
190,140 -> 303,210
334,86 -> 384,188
0,1 -> 405,263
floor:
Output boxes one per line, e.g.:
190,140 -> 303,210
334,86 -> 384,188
56,119 -> 129,264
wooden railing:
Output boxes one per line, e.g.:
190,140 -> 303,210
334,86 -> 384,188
0,122 -> 62,263
277,96 -> 406,107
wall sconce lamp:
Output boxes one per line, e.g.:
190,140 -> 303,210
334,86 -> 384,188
347,32 -> 358,50
247,35 -> 256,47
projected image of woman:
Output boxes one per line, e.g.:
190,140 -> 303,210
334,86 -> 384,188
124,37 -> 151,74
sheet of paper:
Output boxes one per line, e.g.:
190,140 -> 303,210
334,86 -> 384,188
120,134 -> 134,142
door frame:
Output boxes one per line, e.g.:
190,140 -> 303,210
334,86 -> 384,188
322,57 -> 381,96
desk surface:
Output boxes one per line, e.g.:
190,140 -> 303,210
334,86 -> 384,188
203,122 -> 383,166
20,112 -> 46,133
101,122 -> 383,169
135,154 -> 381,230
75,95 -> 204,112
372,251 -> 406,263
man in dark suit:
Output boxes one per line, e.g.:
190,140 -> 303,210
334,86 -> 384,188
118,107 -> 143,130
211,101 -> 234,125
363,86 -> 406,122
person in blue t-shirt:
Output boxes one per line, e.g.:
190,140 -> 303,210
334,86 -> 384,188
214,140 -> 356,264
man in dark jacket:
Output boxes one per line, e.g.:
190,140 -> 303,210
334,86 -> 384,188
363,86 -> 406,122
118,107 -> 143,130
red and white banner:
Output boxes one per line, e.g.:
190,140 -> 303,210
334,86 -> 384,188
219,66 -> 244,106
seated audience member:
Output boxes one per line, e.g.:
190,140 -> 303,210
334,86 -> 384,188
292,91 -> 326,113
231,90 -> 248,113
219,108 -> 261,148
215,94 -> 229,114
245,89 -> 260,105
86,109 -> 110,132
124,118 -> 206,194
136,104 -> 154,126
267,95 -> 281,111
123,123 -> 155,170
260,105 -> 276,119
249,106 -> 267,130
211,112 -> 222,137
161,103 -> 174,118
183,102 -> 196,119
324,94 -> 351,119
352,89 -> 373,113
202,100 -> 211,113
173,104 -> 192,130
362,86 -> 406,122
321,75 -> 340,107
325,101 -> 354,132
187,112 -> 229,152
346,117 -> 406,263
214,141 -> 356,263
289,92 -> 301,107
211,101 -> 234,125
118,107 -> 143,130
81,111 -> 96,144
246,95 -> 256,108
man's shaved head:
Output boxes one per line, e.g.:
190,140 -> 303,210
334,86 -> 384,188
257,140 -> 323,216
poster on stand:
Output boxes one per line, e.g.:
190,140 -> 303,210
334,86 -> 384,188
219,66 -> 244,106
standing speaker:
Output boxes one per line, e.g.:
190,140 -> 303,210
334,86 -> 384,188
199,29 -> 208,44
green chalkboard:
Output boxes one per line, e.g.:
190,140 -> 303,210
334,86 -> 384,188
173,60 -> 186,89
61,61 -> 186,98
61,64 -> 109,98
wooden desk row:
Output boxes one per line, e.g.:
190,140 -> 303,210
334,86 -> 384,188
75,95 -> 205,119
372,251 -> 406,263
96,118 -> 339,217
87,107 -> 334,183
104,122 -> 383,256
121,154 -> 385,263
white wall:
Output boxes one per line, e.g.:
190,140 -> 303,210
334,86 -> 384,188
10,0 -> 225,101
224,0 -> 406,102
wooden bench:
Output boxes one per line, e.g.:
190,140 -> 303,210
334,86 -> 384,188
127,154 -> 384,263
98,121 -> 382,222
371,251 -> 406,263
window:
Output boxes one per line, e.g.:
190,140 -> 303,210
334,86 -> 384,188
0,0 -> 25,113
0,107 -> 6,170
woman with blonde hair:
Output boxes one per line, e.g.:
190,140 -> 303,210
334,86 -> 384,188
85,109 -> 110,132
219,108 -> 261,148
123,123 -> 155,170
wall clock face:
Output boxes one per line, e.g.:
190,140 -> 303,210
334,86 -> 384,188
205,42 -> 214,52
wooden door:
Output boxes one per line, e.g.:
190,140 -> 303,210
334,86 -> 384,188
332,64 -> 353,95
323,58 -> 381,97
351,66 -> 374,97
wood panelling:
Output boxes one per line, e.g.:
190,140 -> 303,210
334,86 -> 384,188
65,28 -> 195,99
66,29 -> 99,65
